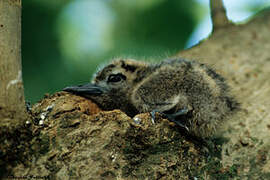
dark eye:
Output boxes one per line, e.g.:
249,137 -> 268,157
108,73 -> 126,83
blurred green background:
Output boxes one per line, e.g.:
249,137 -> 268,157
22,0 -> 270,103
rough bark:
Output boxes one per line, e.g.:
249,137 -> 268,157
1,2 -> 270,180
9,92 -> 215,179
0,0 -> 26,124
0,0 -> 29,176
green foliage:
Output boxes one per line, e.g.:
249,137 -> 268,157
22,0 -> 199,103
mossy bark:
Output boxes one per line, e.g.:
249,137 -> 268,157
7,92 -> 226,179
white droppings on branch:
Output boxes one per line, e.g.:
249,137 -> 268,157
45,103 -> 55,112
39,120 -> 44,126
40,112 -> 47,120
133,117 -> 141,125
6,70 -> 22,90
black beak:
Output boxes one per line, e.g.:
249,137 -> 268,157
63,83 -> 106,96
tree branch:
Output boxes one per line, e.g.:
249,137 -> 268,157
210,0 -> 231,31
0,0 -> 26,125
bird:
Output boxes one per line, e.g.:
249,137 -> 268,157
63,58 -> 239,138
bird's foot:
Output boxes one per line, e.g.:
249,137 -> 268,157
150,109 -> 189,131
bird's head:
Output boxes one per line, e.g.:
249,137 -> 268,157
63,59 -> 149,115
92,59 -> 148,93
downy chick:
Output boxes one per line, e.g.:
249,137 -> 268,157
63,58 -> 238,137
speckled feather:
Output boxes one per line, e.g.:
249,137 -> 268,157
85,58 -> 239,137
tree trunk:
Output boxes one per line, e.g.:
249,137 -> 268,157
0,1 -> 30,176
0,0 -> 26,125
